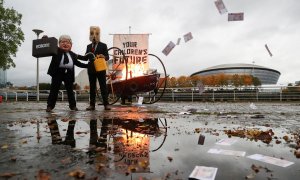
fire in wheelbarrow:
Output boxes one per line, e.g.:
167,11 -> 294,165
104,51 -> 167,105
97,33 -> 168,105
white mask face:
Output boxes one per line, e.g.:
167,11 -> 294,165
89,26 -> 100,43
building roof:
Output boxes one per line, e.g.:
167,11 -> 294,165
192,63 -> 280,75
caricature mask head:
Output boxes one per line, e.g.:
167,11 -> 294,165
59,35 -> 72,52
89,26 -> 100,43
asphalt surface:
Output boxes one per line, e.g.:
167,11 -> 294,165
0,101 -> 300,180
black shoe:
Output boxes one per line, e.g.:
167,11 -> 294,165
46,106 -> 53,112
86,106 -> 95,111
70,107 -> 78,111
104,105 -> 111,110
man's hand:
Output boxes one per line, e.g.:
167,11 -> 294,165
96,54 -> 105,58
85,53 -> 95,61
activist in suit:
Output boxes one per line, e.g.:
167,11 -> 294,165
81,26 -> 111,111
46,35 -> 87,112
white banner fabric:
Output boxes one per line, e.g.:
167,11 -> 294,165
113,34 -> 149,78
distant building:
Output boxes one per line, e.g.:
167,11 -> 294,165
0,68 -> 7,88
191,63 -> 281,85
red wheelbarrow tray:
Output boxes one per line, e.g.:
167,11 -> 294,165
107,74 -> 160,96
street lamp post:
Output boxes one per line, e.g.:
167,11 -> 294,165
252,61 -> 255,76
32,29 -> 43,102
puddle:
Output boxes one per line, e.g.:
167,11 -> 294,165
3,113 -> 300,179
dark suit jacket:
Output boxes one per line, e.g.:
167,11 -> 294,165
83,42 -> 109,74
47,48 -> 87,82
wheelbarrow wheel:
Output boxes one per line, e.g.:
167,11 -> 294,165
136,54 -> 168,104
96,89 -> 120,105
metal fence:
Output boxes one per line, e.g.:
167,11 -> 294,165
0,90 -> 89,102
161,86 -> 300,102
1,86 -> 300,102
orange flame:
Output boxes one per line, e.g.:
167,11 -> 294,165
120,64 -> 146,80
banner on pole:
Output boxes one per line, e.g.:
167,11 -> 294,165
113,34 -> 149,79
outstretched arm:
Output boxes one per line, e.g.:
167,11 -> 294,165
74,58 -> 88,68
77,54 -> 88,61
71,51 -> 88,68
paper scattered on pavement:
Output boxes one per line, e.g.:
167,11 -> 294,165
247,154 -> 294,167
208,148 -> 246,157
162,41 -> 176,56
184,32 -> 193,43
198,134 -> 205,145
249,103 -> 257,110
179,111 -> 192,115
228,12 -> 244,21
137,97 -> 144,105
214,0 -> 227,14
189,166 -> 218,180
216,138 -> 237,146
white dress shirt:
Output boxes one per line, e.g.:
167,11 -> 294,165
59,52 -> 73,69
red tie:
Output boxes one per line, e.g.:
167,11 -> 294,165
91,44 -> 96,53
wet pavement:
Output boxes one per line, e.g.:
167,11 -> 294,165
0,102 -> 300,180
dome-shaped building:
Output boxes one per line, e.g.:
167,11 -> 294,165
190,63 -> 280,85
75,69 -> 89,89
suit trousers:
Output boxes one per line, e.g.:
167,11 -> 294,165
47,68 -> 76,109
88,70 -> 109,106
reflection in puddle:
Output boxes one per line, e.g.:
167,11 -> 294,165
45,116 -> 168,176
6,113 -> 300,179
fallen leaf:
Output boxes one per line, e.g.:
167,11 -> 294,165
61,157 -> 72,164
251,164 -> 260,173
1,144 -> 9,149
195,128 -> 201,133
95,163 -> 105,172
283,135 -> 289,142
10,156 -> 17,162
21,139 -> 28,144
245,173 -> 255,179
167,156 -> 173,162
294,150 -> 300,158
68,169 -> 85,179
0,173 -> 16,178
37,170 -> 51,180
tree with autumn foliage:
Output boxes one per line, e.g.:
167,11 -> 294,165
166,74 -> 261,88
166,77 -> 177,87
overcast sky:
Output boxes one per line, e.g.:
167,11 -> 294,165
4,0 -> 300,86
